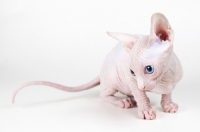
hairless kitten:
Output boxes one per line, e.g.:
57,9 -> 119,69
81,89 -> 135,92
12,13 -> 183,120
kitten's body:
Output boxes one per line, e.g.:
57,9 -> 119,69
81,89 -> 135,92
12,13 -> 183,120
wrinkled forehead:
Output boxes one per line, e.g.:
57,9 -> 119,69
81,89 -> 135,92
131,36 -> 169,64
141,40 -> 167,59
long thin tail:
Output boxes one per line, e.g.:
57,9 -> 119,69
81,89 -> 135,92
12,76 -> 100,103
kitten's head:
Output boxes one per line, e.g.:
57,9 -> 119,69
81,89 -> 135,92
107,13 -> 174,91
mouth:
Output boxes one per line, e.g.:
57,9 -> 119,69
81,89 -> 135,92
145,86 -> 154,91
139,86 -> 154,91
144,82 -> 156,91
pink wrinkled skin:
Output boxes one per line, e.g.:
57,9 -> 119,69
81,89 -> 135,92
12,13 -> 183,120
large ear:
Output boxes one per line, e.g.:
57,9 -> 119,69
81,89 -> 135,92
149,13 -> 174,45
107,32 -> 138,52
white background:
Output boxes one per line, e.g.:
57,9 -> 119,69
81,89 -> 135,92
0,0 -> 200,132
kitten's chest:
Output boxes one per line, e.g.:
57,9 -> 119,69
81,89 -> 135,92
150,82 -> 174,94
150,71 -> 176,94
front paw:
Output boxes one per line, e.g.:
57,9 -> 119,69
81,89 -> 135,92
161,101 -> 178,113
138,107 -> 156,120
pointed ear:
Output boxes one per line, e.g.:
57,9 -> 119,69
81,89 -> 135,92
149,13 -> 174,46
107,32 -> 138,52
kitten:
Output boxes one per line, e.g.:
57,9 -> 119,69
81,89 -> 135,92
13,13 -> 183,120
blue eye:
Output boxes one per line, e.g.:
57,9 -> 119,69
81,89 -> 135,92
145,65 -> 154,74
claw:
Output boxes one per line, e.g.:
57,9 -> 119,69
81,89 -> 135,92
138,108 -> 156,120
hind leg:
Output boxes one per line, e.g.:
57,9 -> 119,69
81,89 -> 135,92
100,87 -> 134,109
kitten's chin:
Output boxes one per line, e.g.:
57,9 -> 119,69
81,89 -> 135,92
145,87 -> 155,91
145,81 -> 157,91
